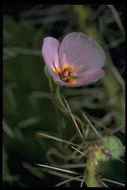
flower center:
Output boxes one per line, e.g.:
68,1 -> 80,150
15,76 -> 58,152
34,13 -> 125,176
53,63 -> 77,84
59,68 -> 71,82
53,54 -> 82,85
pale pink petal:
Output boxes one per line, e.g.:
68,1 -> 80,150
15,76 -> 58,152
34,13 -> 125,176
42,37 -> 60,80
59,32 -> 105,71
71,69 -> 105,87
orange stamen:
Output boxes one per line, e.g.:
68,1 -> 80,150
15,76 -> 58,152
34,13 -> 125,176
52,54 -> 82,85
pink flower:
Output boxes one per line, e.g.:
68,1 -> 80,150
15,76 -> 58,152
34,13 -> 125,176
42,32 -> 105,87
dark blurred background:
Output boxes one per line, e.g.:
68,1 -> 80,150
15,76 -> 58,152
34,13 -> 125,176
3,4 -> 125,187
3,3 -> 125,79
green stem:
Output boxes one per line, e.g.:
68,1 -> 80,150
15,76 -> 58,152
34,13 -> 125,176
86,160 -> 102,187
48,77 -> 62,138
56,85 -> 68,139
56,85 -> 67,111
56,86 -> 88,140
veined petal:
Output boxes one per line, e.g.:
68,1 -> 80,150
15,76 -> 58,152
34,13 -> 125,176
70,69 -> 105,87
59,32 -> 105,71
42,37 -> 60,79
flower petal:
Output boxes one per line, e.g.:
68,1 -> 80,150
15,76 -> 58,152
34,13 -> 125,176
42,37 -> 60,79
59,32 -> 105,71
71,68 -> 105,87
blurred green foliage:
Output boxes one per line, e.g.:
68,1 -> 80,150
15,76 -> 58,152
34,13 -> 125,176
3,4 -> 125,187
